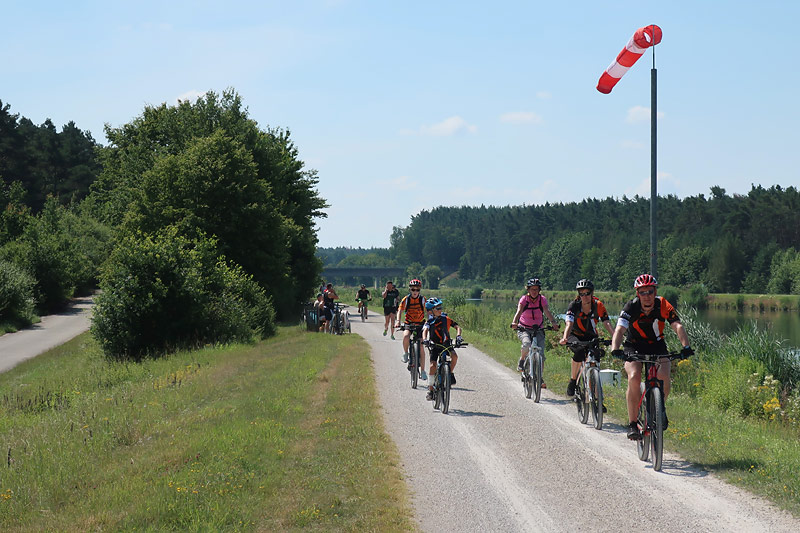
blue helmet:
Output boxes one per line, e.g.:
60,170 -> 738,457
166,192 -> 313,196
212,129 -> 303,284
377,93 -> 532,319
425,297 -> 443,310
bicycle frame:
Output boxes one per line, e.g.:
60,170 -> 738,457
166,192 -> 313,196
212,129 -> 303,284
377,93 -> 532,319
399,324 -> 425,389
568,338 -> 609,429
517,325 -> 553,403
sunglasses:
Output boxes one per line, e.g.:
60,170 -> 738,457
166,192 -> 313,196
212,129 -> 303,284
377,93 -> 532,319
410,288 -> 420,292
579,292 -> 592,297
637,289 -> 655,296
433,306 -> 443,311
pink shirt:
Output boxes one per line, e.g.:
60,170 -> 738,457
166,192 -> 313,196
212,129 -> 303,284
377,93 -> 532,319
518,294 -> 548,328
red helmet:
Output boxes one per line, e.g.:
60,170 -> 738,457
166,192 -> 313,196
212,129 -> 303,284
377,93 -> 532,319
633,274 -> 658,289
409,279 -> 422,288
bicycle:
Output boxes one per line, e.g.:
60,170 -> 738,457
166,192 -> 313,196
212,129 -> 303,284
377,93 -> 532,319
515,325 -> 555,403
356,297 -> 372,322
398,323 -> 425,389
612,351 -> 690,471
566,338 -> 610,430
426,340 -> 468,414
329,303 -> 351,335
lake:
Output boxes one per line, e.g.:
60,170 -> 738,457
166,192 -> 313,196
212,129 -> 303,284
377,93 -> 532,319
470,298 -> 800,348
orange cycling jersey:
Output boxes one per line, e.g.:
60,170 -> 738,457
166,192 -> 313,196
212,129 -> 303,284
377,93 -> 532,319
618,296 -> 679,346
565,297 -> 609,341
398,293 -> 426,324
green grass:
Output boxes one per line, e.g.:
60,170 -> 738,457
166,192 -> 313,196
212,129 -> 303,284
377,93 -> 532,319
0,328 -> 413,531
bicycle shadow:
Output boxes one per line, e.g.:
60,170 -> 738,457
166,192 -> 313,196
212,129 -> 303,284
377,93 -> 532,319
448,409 -> 503,418
657,459 -> 710,478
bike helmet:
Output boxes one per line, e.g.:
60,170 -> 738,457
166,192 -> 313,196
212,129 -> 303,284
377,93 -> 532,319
409,279 -> 422,288
425,297 -> 443,310
526,278 -> 542,288
633,274 -> 658,289
576,279 -> 594,291
360,284 -> 366,289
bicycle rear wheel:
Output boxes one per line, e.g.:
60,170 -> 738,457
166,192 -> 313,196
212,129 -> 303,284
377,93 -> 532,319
576,373 -> 589,424
361,305 -> 367,321
589,367 -> 603,430
442,362 -> 451,414
650,387 -> 665,471
637,383 -> 650,461
410,341 -> 419,389
532,348 -> 543,403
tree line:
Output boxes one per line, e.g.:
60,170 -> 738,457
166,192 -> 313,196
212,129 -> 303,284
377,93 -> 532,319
0,91 -> 326,359
380,185 -> 800,293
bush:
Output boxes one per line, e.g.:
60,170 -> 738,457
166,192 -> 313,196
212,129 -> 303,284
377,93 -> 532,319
0,260 -> 35,325
92,227 -> 276,360
659,285 -> 680,307
701,356 -> 766,417
681,283 -> 709,309
470,285 -> 484,299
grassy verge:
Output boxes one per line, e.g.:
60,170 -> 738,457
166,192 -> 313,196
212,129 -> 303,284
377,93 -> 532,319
465,328 -> 800,516
0,328 -> 413,531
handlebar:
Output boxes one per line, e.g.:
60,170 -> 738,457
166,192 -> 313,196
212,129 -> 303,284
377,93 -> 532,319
612,351 -> 689,363
514,325 -> 557,332
397,324 -> 425,331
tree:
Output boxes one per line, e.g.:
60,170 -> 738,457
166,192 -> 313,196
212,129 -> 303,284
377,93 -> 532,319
422,264 -> 443,289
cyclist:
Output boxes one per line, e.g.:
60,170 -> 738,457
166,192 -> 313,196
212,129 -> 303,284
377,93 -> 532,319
559,279 -> 615,403
382,281 -> 400,339
313,293 -> 326,332
323,283 -> 339,333
356,284 -> 371,314
610,274 -> 693,440
397,279 -> 427,377
422,297 -> 463,401
510,278 -> 560,388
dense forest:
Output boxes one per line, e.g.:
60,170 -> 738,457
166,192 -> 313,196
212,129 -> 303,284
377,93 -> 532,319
0,100 -> 100,211
322,186 -> 800,294
0,91 -> 326,359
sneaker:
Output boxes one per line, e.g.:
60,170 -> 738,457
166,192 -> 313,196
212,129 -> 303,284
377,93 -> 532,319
541,381 -> 547,389
383,329 -> 387,336
391,334 -> 395,340
517,359 -> 525,372
402,352 -> 409,363
627,422 -> 641,440
426,391 -> 434,401
420,370 -> 428,380
566,379 -> 576,398
602,404 -> 608,414
449,373 -> 456,386
663,412 -> 669,430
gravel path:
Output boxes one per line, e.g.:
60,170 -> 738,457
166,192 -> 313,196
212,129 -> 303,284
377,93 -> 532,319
0,296 -> 93,374
351,309 -> 799,532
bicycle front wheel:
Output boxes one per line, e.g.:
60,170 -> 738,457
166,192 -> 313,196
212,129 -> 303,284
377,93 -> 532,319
637,383 -> 650,462
433,369 -> 442,410
650,387 -> 665,471
589,367 -> 603,430
523,358 -> 533,399
577,373 -> 589,424
442,362 -> 451,414
532,348 -> 543,403
410,341 -> 419,390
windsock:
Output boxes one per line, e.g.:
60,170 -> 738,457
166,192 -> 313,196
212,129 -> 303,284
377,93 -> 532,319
597,25 -> 662,94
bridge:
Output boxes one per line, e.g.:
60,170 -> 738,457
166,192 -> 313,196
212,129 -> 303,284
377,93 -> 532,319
321,265 -> 459,288
321,267 -> 406,288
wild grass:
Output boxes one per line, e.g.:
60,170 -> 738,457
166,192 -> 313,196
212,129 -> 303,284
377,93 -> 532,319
0,328 -> 413,531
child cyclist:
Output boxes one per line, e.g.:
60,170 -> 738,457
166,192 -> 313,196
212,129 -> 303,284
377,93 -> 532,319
422,298 -> 463,401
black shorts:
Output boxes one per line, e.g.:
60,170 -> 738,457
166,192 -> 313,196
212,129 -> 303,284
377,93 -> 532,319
623,340 -> 668,356
383,306 -> 398,316
567,334 -> 595,362
429,342 -> 453,363
322,307 -> 333,321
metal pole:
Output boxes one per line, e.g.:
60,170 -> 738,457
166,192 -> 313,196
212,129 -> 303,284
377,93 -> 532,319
650,66 -> 658,279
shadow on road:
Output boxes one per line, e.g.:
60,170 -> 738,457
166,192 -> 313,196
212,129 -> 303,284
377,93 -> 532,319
448,409 -> 503,418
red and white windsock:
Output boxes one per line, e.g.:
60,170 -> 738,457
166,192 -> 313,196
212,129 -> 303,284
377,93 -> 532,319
597,25 -> 662,94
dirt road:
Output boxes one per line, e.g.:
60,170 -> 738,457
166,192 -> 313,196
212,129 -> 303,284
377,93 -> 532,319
351,309 -> 798,532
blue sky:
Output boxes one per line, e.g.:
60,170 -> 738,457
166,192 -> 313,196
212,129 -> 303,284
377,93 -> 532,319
3,1 -> 798,248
